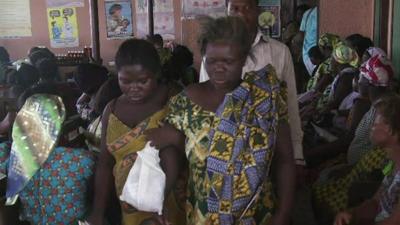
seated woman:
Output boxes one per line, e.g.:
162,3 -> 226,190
34,58 -> 78,116
163,45 -> 198,87
305,54 -> 394,167
84,76 -> 122,153
147,17 -> 295,225
299,33 -> 342,118
345,34 -> 374,60
0,46 -> 11,84
362,47 -> 387,64
0,63 -> 40,137
0,85 -> 96,224
318,44 -> 359,114
312,55 -> 395,224
74,63 -> 109,122
87,39 -> 185,225
334,95 -> 400,225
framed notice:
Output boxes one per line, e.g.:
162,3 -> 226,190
0,0 -> 32,38
182,0 -> 226,19
47,7 -> 79,48
258,0 -> 281,38
105,0 -> 134,39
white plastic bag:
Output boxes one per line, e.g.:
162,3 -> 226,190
120,142 -> 166,215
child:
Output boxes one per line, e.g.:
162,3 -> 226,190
334,95 -> 400,225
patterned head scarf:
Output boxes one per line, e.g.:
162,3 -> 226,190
6,94 -> 66,204
360,54 -> 394,87
365,47 -> 387,58
318,33 -> 342,49
332,44 -> 359,67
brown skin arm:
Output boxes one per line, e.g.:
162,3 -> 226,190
270,122 -> 295,225
314,72 -> 334,93
0,112 -> 16,135
304,100 -> 370,167
376,203 -> 400,225
87,103 -> 115,225
145,124 -> 186,152
323,74 -> 354,112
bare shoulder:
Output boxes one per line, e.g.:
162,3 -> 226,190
184,82 -> 207,97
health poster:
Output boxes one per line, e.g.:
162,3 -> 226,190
105,0 -> 134,39
182,0 -> 226,19
258,0 -> 281,38
0,0 -> 32,38
136,0 -> 175,39
47,7 -> 79,48
46,0 -> 85,8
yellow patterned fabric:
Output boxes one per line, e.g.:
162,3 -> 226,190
312,148 -> 387,221
307,58 -> 331,91
106,110 -> 186,225
166,65 -> 288,225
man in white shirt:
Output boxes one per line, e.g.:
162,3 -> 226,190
199,0 -> 304,165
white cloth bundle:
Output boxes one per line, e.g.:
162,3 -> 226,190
120,142 -> 166,215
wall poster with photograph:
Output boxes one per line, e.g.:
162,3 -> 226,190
182,0 -> 226,18
47,7 -> 79,48
105,0 -> 134,39
258,0 -> 281,38
136,0 -> 175,40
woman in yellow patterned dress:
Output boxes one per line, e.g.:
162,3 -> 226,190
147,17 -> 295,225
87,39 -> 185,225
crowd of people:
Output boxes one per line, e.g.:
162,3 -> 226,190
0,0 -> 399,225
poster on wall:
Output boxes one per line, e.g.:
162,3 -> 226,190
182,0 -> 226,19
258,0 -> 281,38
46,0 -> 85,8
47,7 -> 79,48
0,0 -> 32,38
136,0 -> 175,40
105,0 -> 134,39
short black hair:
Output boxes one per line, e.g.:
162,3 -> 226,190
109,4 -> 122,15
296,4 -> 310,13
345,34 -> 374,57
308,45 -> 324,59
115,39 -> 161,74
93,76 -> 122,116
198,16 -> 252,57
75,63 -> 109,95
15,63 -> 40,88
29,48 -> 56,67
36,58 -> 58,81
0,46 -> 10,63
147,34 -> 164,47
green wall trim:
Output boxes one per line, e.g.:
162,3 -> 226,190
393,0 -> 400,78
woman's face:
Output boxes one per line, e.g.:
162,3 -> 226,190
370,112 -> 396,151
204,41 -> 246,91
118,64 -> 157,103
362,52 -> 371,63
357,75 -> 370,97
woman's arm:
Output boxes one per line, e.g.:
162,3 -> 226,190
0,112 -> 16,135
270,122 -> 295,225
324,74 -> 354,112
145,124 -> 186,152
376,203 -> 400,225
87,103 -> 115,225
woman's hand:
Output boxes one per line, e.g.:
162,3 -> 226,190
334,211 -> 353,225
85,212 -> 104,225
145,124 -> 184,150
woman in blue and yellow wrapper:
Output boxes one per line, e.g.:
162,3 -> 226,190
147,17 -> 295,225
